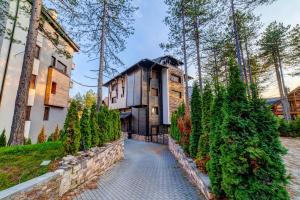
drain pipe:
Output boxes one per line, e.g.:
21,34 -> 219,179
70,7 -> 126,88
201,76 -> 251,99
0,0 -> 21,105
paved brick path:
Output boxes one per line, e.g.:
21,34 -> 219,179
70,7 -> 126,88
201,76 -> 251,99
281,137 -> 300,200
72,140 -> 204,200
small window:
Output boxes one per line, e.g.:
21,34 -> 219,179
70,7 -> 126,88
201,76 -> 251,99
29,75 -> 37,89
51,56 -> 56,67
51,82 -> 57,94
25,106 -> 31,121
57,61 -> 67,74
112,97 -> 117,104
151,88 -> 159,96
34,45 -> 41,59
44,107 -> 50,121
170,74 -> 181,83
172,90 -> 182,99
152,107 -> 159,115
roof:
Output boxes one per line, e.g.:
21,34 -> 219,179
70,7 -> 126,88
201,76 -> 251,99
42,7 -> 80,52
103,58 -> 168,87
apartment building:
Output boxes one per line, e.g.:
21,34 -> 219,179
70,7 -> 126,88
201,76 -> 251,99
0,0 -> 79,142
104,56 -> 190,142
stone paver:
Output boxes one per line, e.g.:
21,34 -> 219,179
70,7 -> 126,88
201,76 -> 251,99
72,140 -> 204,200
281,137 -> 300,200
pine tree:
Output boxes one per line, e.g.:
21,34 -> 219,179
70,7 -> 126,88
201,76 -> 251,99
189,83 -> 202,158
220,57 -> 256,199
207,86 -> 226,198
90,104 -> 100,147
247,86 -> 289,199
37,126 -> 46,143
0,129 -> 6,147
197,81 -> 213,165
80,107 -> 92,150
63,100 -> 81,155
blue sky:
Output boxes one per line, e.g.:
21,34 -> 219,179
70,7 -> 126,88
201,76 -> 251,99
70,0 -> 300,98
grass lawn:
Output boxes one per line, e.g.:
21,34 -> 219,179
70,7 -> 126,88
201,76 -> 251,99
0,142 -> 64,191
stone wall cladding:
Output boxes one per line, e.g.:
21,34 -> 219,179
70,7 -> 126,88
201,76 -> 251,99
0,139 -> 124,200
168,136 -> 214,200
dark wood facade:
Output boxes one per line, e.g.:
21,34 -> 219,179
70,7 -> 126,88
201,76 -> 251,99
271,86 -> 300,119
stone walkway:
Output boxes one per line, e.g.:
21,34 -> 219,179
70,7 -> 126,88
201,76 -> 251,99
281,137 -> 300,200
71,140 -> 204,200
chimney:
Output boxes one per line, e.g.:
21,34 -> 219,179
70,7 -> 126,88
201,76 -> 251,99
48,9 -> 58,21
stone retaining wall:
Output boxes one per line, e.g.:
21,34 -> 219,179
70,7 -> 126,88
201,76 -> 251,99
0,139 -> 124,200
168,136 -> 213,200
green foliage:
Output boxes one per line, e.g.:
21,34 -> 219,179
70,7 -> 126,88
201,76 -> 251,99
170,104 -> 185,142
80,107 -> 92,150
0,130 -> 6,147
189,83 -> 202,158
246,86 -> 289,199
97,106 -> 121,143
63,100 -> 81,155
0,142 -> 64,190
37,127 -> 46,144
197,82 -> 213,161
207,86 -> 226,198
278,117 -> 300,137
220,57 -> 257,199
90,104 -> 100,147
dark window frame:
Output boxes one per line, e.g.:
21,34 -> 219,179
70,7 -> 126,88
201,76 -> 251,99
51,82 -> 57,94
43,107 -> 50,121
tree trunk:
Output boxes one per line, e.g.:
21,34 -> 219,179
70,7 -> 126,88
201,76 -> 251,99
193,17 -> 203,94
181,1 -> 189,112
97,0 -> 108,111
8,0 -> 42,145
276,47 -> 291,120
273,53 -> 291,121
230,0 -> 244,82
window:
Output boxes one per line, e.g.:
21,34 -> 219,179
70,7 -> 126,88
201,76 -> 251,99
172,90 -> 182,99
51,82 -> 57,94
25,106 -> 31,121
170,74 -> 181,83
43,107 -> 50,121
57,61 -> 67,74
51,56 -> 56,67
152,107 -> 159,115
151,126 -> 159,135
29,75 -> 37,89
112,97 -> 117,103
34,45 -> 41,59
151,88 -> 159,96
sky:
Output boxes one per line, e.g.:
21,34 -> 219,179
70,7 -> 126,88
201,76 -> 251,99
69,0 -> 300,98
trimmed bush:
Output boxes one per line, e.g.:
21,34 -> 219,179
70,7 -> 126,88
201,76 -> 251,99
90,104 -> 100,147
247,86 -> 289,199
189,83 -> 202,158
63,100 -> 81,155
0,130 -> 6,147
197,81 -> 213,170
207,86 -> 226,198
80,107 -> 92,150
220,57 -> 260,199
37,127 -> 46,144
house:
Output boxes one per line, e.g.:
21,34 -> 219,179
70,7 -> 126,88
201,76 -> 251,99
0,1 -> 79,142
267,86 -> 300,119
103,55 -> 189,142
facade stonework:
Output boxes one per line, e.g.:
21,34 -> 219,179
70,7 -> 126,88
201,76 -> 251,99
0,139 -> 124,200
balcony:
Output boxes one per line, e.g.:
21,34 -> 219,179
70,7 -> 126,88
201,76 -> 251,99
45,67 -> 70,108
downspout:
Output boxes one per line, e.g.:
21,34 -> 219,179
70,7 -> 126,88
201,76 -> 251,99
0,0 -> 21,105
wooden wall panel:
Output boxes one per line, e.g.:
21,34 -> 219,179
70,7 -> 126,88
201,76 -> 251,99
45,67 -> 70,108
